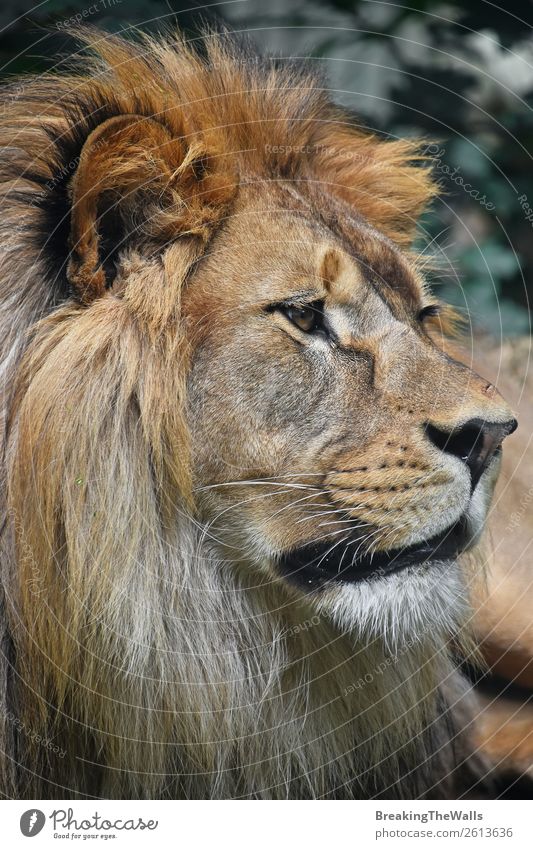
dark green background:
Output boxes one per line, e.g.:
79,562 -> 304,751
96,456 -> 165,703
1,0 -> 532,337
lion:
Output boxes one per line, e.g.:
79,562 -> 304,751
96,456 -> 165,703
0,27 -> 517,799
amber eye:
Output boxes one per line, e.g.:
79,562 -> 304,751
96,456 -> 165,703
281,302 -> 324,333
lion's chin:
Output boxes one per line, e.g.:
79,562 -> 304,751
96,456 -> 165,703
311,556 -> 468,648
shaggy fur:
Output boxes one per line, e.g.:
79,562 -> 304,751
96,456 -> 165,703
0,27 -> 513,799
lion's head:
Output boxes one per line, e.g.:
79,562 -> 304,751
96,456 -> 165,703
187,186 -> 515,639
0,28 -> 516,799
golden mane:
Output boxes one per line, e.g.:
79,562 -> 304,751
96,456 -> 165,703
0,26 -> 436,273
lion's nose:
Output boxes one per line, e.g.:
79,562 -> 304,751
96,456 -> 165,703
425,417 -> 517,489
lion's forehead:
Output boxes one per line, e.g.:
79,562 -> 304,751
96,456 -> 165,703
184,188 -> 423,326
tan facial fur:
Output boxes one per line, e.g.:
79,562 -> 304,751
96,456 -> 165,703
186,186 -> 513,605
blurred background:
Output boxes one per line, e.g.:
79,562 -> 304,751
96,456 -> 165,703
1,0 -> 532,796
0,0 -> 532,338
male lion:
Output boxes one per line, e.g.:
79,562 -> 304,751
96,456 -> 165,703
0,28 -> 516,799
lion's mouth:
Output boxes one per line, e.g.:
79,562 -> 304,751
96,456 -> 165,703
276,518 -> 469,589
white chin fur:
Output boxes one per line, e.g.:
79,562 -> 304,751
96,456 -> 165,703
312,559 -> 468,651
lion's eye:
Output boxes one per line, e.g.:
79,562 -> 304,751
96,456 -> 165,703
418,304 -> 441,322
280,302 -> 324,333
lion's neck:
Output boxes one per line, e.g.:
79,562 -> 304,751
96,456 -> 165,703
60,546 -> 462,799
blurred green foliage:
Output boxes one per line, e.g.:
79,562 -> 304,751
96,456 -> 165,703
0,0 -> 531,336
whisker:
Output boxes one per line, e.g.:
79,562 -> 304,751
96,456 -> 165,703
312,532 -> 354,572
255,490 -> 328,525
194,476 -> 324,493
286,524 -> 355,552
196,486 -> 313,550
294,508 -> 354,525
200,486 -> 314,534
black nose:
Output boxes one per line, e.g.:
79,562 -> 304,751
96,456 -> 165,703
425,417 -> 517,488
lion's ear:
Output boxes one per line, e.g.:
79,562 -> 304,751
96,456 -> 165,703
67,114 -> 235,305
67,114 -> 174,304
